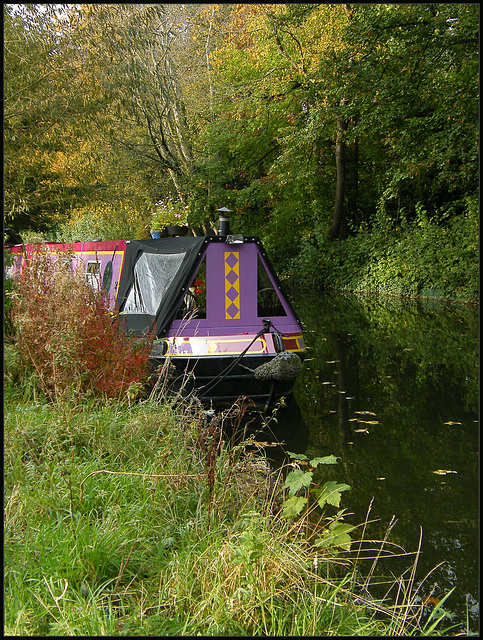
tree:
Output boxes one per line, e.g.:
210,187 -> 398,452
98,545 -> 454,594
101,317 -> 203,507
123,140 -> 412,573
78,5 -> 197,203
5,3 -> 477,253
200,4 -> 354,242
4,4 -> 102,232
202,3 -> 478,245
339,3 -> 479,226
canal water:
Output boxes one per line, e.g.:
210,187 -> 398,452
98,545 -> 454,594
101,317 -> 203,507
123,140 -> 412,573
284,289 -> 479,634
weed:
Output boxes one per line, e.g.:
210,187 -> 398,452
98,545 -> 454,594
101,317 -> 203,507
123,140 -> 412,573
8,244 -> 154,403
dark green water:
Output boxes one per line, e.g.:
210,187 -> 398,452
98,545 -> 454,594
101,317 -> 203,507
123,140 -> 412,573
291,289 -> 479,634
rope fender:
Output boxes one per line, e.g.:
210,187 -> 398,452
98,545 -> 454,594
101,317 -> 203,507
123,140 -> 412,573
253,350 -> 303,381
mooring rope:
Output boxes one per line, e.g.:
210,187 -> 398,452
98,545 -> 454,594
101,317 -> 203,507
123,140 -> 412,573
191,319 -> 278,399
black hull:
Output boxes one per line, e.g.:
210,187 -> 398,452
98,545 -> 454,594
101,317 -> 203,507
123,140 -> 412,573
149,353 -> 300,410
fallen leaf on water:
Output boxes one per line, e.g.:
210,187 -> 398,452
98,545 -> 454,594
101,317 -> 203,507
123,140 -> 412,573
444,520 -> 464,524
432,470 -> 457,475
444,421 -> 462,425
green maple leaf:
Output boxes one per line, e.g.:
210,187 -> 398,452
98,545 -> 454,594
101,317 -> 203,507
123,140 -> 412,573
286,452 -> 308,461
316,481 -> 351,508
282,496 -> 307,519
315,522 -> 355,551
283,469 -> 313,496
310,455 -> 339,467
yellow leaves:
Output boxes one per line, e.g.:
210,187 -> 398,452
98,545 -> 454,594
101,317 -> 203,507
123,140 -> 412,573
423,595 -> 441,607
432,470 -> 457,475
352,412 -> 378,425
214,4 -> 351,87
302,4 -> 350,57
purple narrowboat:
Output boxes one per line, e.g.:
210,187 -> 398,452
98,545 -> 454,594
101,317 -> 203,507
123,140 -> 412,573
8,220 -> 306,410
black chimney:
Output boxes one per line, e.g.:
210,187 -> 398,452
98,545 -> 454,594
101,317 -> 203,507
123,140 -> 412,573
217,207 -> 232,236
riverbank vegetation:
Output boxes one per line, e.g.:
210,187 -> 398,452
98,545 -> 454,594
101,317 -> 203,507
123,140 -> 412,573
4,252 -> 461,635
5,386 -> 461,636
4,4 -> 478,302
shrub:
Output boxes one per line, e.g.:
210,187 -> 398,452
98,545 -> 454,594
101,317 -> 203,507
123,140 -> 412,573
55,202 -> 148,242
280,196 -> 478,303
9,245 -> 155,403
4,248 -> 17,337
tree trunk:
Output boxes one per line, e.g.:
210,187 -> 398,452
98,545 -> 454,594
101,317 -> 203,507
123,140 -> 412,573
329,114 -> 348,240
346,133 -> 359,224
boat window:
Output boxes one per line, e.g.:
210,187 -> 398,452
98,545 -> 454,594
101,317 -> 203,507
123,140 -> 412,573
86,261 -> 101,290
176,256 -> 207,320
123,251 -> 185,315
102,260 -> 113,293
57,255 -> 73,272
257,255 -> 286,317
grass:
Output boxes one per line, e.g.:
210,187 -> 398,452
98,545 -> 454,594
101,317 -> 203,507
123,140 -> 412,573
4,383 -> 464,636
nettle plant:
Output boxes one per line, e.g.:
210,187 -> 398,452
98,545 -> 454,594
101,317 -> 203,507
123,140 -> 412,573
281,452 -> 355,552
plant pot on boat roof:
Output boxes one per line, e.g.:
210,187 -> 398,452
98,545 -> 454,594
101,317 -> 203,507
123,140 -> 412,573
165,225 -> 188,237
150,228 -> 169,239
150,198 -> 189,237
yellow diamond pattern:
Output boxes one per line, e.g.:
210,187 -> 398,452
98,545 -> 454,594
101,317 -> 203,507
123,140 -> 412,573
225,251 -> 240,319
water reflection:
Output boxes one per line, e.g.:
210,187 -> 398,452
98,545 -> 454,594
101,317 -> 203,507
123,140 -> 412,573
290,289 -> 479,634
225,395 -> 309,470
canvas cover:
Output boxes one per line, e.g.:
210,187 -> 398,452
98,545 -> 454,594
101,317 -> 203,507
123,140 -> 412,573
116,237 -> 206,337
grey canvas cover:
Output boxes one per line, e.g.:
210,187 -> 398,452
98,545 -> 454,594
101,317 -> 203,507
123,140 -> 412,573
116,237 -> 206,337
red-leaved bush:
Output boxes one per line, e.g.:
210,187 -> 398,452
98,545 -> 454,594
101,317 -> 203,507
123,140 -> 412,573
11,245 -> 155,402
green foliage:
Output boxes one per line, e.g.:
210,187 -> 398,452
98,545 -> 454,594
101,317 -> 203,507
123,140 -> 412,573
281,452 -> 353,552
3,4 -> 103,232
150,198 -> 189,230
8,246 -> 154,403
203,2 -> 478,287
56,202 -> 147,242
286,193 -> 478,302
3,4 -> 478,295
314,521 -> 355,553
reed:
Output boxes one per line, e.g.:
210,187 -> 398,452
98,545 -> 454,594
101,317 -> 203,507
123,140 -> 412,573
4,388 -> 464,636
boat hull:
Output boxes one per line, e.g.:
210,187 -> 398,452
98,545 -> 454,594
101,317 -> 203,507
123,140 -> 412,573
149,352 -> 303,410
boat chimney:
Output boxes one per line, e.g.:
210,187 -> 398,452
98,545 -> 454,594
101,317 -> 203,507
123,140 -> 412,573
217,207 -> 232,236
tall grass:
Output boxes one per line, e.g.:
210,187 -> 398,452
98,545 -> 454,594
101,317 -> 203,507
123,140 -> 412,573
4,387 -> 463,636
